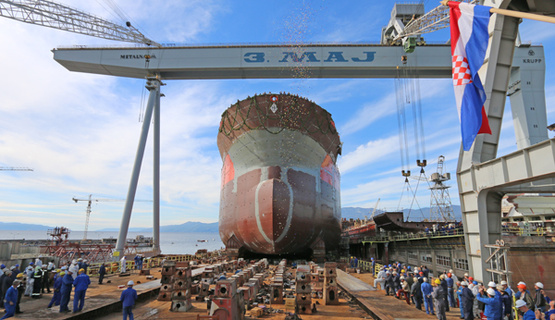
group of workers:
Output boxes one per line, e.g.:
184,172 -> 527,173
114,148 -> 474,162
1,256 -> 138,320
372,261 -> 553,320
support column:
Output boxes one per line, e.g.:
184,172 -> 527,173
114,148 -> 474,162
115,77 -> 161,258
153,80 -> 161,253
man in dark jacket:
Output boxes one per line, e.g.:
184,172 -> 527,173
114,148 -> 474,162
440,275 -> 450,312
411,277 -> 423,310
461,281 -> 475,320
0,270 -> 13,306
385,272 -> 394,296
393,272 -> 401,296
98,263 -> 106,285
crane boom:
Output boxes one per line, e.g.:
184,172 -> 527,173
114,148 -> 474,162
0,0 -> 160,46
391,0 -> 474,42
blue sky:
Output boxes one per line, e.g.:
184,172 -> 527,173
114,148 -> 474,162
1,0 -> 554,231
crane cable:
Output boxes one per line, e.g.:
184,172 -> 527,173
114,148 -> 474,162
395,66 -> 411,177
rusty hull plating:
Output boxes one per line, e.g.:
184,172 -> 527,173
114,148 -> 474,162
217,93 -> 342,256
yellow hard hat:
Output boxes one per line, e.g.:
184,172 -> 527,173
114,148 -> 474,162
435,279 -> 441,285
79,268 -> 85,273
60,271 -> 66,276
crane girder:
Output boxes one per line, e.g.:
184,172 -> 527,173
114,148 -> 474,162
393,4 -> 450,42
0,0 -> 160,46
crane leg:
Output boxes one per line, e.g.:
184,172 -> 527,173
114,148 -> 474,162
115,76 -> 161,257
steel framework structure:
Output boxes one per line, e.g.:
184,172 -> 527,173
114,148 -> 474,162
0,0 -> 159,46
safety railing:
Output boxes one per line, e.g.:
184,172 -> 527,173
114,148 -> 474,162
362,227 -> 465,243
83,254 -> 211,277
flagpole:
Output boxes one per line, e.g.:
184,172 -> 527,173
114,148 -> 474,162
441,1 -> 555,24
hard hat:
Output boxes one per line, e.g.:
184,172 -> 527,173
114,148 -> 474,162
72,260 -> 77,264
488,281 -> 496,288
518,283 -> 527,289
464,273 -> 469,277
468,277 -> 474,281
419,272 -> 424,276
16,273 -> 24,279
447,273 -> 452,277
401,269 -> 405,273
78,258 -> 83,261
461,281 -> 468,286
423,277 -> 428,282
536,282 -> 544,289
127,280 -> 134,286
517,281 -> 526,286
449,269 -> 454,273
473,281 -> 478,285
61,266 -> 67,270
501,281 -> 508,285
60,271 -> 65,276
515,300 -> 527,308
487,288 -> 496,296
439,274 -> 445,280
400,277 -> 405,280
435,279 -> 441,285
79,268 -> 85,273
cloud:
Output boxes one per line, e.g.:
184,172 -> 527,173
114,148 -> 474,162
338,135 -> 399,174
340,79 -> 451,136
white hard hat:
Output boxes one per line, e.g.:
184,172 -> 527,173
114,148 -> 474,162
488,281 -> 496,288
127,280 -> 134,286
464,273 -> 469,277
487,288 -> 496,296
536,282 -> 544,289
500,281 -> 508,285
517,281 -> 526,286
515,300 -> 527,308
461,281 -> 468,286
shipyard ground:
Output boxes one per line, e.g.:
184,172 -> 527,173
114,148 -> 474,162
6,266 -> 464,320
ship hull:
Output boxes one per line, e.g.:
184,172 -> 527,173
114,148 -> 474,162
217,94 -> 341,255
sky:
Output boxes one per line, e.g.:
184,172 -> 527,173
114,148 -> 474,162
0,0 -> 554,232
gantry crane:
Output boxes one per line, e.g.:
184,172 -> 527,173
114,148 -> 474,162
0,0 -> 160,46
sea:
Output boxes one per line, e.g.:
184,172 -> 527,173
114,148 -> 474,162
0,230 -> 223,255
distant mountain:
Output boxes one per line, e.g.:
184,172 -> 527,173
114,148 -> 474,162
96,221 -> 219,233
341,205 -> 462,221
0,222 -> 52,231
159,222 -> 219,233
95,227 -> 146,232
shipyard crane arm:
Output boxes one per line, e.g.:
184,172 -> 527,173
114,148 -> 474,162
0,0 -> 160,47
390,0 -> 474,42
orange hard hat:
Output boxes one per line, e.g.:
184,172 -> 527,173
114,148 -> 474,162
447,273 -> 452,277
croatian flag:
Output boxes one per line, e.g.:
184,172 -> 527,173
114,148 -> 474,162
449,1 -> 492,151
